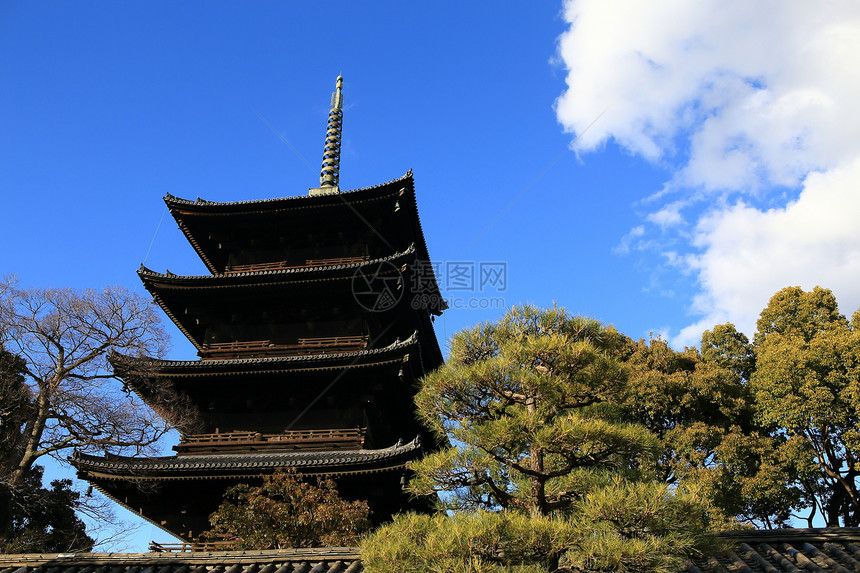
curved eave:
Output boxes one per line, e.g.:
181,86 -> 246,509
71,436 -> 422,480
164,172 -> 442,299
111,332 -> 419,378
165,171 -> 413,212
138,248 -> 431,351
86,479 -> 183,540
139,245 -> 416,287
166,173 -> 414,276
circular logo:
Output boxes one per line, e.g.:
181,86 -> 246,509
351,261 -> 403,312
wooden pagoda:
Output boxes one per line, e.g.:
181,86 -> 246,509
72,77 -> 446,542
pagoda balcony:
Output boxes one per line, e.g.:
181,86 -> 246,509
224,254 -> 370,274
199,334 -> 370,359
149,539 -> 237,553
174,427 -> 367,455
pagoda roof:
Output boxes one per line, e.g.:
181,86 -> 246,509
72,436 -> 422,480
164,171 -> 438,277
137,246 -> 442,351
111,332 -> 419,378
138,244 -> 417,287
165,171 -> 414,213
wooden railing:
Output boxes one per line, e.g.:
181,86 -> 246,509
297,334 -> 369,350
174,428 -> 366,455
202,339 -> 271,354
225,255 -> 370,274
305,255 -> 370,266
224,260 -> 290,273
149,540 -> 236,553
200,335 -> 369,359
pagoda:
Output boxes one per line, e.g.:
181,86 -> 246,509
72,77 -> 446,542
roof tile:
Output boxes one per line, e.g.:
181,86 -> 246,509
71,437 -> 422,477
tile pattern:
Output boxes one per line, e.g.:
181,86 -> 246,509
6,528 -> 860,573
0,548 -> 364,573
689,528 -> 860,572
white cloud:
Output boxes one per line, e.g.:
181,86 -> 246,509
678,158 -> 860,344
613,225 -> 645,255
646,202 -> 685,228
556,0 -> 860,344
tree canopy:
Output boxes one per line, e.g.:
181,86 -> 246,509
206,469 -> 371,549
362,481 -> 720,573
367,305 -> 720,572
619,285 -> 860,528
408,305 -> 655,515
618,325 -> 794,527
0,465 -> 94,554
365,289 -> 860,568
0,278 -> 170,547
0,279 -> 170,482
750,286 -> 860,526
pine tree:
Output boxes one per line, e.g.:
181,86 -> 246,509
362,306 -> 720,572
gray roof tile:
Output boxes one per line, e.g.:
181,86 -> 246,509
0,549 -> 362,573
7,528 -> 860,572
71,437 -> 422,478
689,528 -> 860,571
110,333 -> 417,373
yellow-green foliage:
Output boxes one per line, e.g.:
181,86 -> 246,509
750,286 -> 860,526
410,305 -> 656,515
613,285 -> 860,527
379,306 -> 722,571
361,481 -> 721,573
565,479 -> 723,572
361,511 -> 569,573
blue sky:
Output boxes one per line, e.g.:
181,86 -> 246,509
3,1 -> 859,549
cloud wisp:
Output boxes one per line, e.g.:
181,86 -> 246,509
555,0 -> 860,344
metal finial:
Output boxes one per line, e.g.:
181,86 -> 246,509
319,75 -> 344,190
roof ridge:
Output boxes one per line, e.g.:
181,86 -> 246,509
137,245 -> 416,282
164,171 -> 413,208
0,547 -> 361,563
110,330 -> 419,368
73,435 -> 422,465
715,526 -> 860,541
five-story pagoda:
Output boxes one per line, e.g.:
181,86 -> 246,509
72,77 -> 446,542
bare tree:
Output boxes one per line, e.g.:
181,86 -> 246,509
0,277 -> 170,489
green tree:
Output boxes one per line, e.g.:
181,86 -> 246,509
1,347 -> 32,544
0,349 -> 30,468
750,286 -> 860,526
362,511 -> 569,573
362,481 -> 719,573
0,464 -> 94,553
619,286 -> 860,528
409,305 -> 652,515
619,330 -> 797,528
371,306 -> 719,572
700,323 -> 755,382
206,469 -> 371,549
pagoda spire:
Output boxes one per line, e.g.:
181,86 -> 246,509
310,75 -> 344,196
